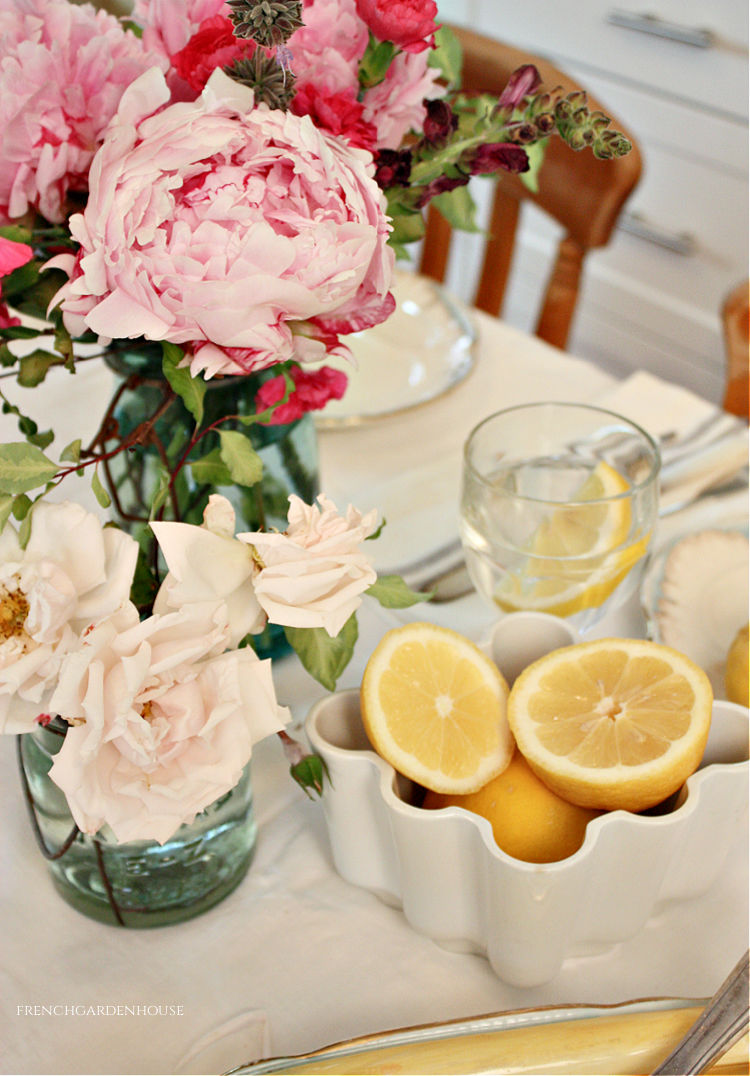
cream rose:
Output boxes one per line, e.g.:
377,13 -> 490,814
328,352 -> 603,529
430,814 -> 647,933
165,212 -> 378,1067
241,494 -> 378,637
48,602 -> 288,844
0,501 -> 137,733
151,495 -> 265,647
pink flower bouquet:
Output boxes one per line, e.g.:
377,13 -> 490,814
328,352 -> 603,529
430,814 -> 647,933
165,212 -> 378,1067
0,0 -> 632,846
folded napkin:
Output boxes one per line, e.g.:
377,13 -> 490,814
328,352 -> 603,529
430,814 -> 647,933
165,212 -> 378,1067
597,371 -> 748,510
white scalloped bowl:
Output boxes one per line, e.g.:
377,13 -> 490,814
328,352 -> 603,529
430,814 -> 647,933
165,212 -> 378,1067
305,613 -> 749,988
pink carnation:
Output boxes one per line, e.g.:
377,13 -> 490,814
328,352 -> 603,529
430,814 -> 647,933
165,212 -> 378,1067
132,0 -> 227,61
362,50 -> 445,149
288,0 -> 369,93
256,365 -> 348,424
291,83 -> 377,151
170,14 -> 256,95
0,0 -> 164,225
0,302 -> 19,329
355,0 -> 439,53
49,68 -> 394,378
0,236 -> 33,275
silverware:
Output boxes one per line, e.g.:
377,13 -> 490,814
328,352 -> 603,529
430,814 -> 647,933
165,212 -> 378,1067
651,950 -> 749,1074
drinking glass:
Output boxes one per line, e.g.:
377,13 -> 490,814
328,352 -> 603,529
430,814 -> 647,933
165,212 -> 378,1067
460,402 -> 660,632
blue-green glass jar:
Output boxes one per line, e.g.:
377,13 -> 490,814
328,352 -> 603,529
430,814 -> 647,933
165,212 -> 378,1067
19,722 -> 256,927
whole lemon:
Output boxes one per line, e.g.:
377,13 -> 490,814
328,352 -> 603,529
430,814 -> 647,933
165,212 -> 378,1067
422,751 -> 601,863
725,623 -> 749,707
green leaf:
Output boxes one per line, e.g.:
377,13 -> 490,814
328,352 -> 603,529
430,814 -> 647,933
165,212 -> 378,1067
358,35 -> 397,88
366,574 -> 433,609
428,24 -> 463,87
17,349 -> 63,387
11,493 -> 31,520
431,184 -> 480,232
17,506 -> 33,549
0,493 -> 14,533
190,446 -> 235,487
26,428 -> 54,450
218,430 -> 263,488
0,325 -> 42,340
520,139 -> 547,193
290,753 -> 330,799
162,342 -> 205,426
0,224 -> 33,245
91,468 -> 111,509
386,207 -> 426,248
148,467 -> 171,520
284,615 -> 359,690
129,542 -> 160,614
0,443 -> 58,494
60,438 -> 82,464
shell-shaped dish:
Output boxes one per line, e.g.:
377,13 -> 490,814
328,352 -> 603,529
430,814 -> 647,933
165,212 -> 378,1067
643,529 -> 749,696
305,613 -> 749,988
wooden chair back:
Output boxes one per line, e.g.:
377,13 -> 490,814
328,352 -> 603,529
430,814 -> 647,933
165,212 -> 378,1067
721,280 -> 749,420
419,25 -> 643,349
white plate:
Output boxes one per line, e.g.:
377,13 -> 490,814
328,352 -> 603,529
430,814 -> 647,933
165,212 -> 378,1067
642,529 -> 749,697
315,270 -> 478,427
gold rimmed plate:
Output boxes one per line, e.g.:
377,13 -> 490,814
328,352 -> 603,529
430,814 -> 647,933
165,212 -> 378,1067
227,996 -> 749,1075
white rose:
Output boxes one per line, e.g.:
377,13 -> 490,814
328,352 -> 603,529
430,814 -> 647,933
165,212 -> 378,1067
0,501 -> 137,733
151,495 -> 265,648
241,494 -> 378,637
48,602 -> 288,844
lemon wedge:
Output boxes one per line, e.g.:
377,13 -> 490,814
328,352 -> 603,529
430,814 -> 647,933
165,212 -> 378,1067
361,622 -> 513,794
507,637 -> 713,812
495,462 -> 650,618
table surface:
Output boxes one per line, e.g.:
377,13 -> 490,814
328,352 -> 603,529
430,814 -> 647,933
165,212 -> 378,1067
1,308 -> 747,1076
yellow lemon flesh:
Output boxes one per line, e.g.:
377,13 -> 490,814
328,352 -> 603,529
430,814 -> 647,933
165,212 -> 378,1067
507,638 -> 713,812
495,461 -> 650,618
423,751 -> 601,863
360,622 -> 513,794
725,623 -> 749,707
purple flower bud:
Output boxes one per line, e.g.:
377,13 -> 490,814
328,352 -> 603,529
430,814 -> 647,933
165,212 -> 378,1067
373,148 -> 412,189
469,142 -> 529,176
416,173 -> 470,208
422,98 -> 458,146
497,64 -> 542,109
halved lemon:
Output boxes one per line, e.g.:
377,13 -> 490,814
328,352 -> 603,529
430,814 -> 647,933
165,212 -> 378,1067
495,462 -> 650,618
360,622 -> 513,794
507,637 -> 713,812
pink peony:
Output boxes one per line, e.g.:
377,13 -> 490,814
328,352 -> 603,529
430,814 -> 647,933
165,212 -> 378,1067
354,0 -> 439,53
256,365 -> 348,423
48,602 -> 288,844
240,494 -> 378,637
49,68 -> 394,378
0,0 -> 165,225
362,51 -> 445,149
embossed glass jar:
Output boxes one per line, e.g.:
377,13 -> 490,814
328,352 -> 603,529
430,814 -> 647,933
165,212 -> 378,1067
19,721 -> 256,927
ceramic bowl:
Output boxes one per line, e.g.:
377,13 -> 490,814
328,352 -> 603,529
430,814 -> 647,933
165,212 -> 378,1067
305,612 -> 749,987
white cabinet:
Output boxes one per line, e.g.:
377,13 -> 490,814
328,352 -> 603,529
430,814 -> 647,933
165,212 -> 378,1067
434,0 -> 749,404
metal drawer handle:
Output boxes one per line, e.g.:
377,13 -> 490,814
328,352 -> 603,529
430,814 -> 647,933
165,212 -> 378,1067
607,10 -> 714,48
618,212 -> 696,256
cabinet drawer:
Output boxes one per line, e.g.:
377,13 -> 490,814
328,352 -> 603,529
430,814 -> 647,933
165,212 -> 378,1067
467,0 -> 748,120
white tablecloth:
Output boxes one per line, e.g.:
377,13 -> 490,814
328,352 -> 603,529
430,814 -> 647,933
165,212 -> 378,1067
1,310 -> 747,1076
